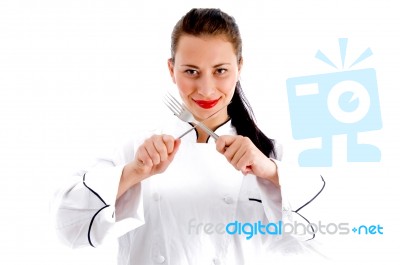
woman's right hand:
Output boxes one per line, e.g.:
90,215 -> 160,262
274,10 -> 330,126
117,134 -> 180,198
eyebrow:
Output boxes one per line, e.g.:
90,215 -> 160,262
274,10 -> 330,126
180,63 -> 231,69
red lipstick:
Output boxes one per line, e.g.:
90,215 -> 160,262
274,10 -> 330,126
193,99 -> 219,109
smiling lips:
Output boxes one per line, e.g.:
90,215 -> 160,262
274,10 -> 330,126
193,99 -> 219,109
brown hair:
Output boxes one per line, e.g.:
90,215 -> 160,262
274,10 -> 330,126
170,8 -> 242,63
170,8 -> 275,158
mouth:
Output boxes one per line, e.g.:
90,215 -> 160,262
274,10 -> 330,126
193,98 -> 220,109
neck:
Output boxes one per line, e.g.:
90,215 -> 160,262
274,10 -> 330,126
194,116 -> 230,143
196,128 -> 211,143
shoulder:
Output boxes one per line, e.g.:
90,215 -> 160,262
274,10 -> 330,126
214,119 -> 237,136
272,140 -> 283,161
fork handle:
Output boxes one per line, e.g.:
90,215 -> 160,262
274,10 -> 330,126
196,122 -> 219,140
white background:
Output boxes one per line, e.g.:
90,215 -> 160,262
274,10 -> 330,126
1,0 -> 399,264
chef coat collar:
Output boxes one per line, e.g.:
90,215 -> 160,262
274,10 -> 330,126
174,118 -> 237,143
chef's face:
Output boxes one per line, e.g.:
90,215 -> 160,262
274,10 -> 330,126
168,34 -> 242,128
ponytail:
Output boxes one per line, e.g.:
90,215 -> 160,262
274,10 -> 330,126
228,82 -> 276,158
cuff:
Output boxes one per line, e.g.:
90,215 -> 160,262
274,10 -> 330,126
83,165 -> 124,207
256,176 -> 283,224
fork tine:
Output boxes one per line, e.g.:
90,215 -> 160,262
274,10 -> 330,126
166,92 -> 189,112
163,93 -> 182,115
167,93 -> 181,110
163,97 -> 179,115
163,98 -> 178,115
166,92 -> 183,111
166,93 -> 184,112
166,92 -> 179,104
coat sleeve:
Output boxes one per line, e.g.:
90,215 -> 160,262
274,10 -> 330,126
255,141 -> 325,239
50,138 -> 146,249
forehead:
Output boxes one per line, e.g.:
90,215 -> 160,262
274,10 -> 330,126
174,35 -> 237,64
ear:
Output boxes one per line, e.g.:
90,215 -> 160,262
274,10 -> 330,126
168,59 -> 176,84
237,57 -> 243,81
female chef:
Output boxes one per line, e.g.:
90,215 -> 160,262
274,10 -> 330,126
52,8 -> 324,264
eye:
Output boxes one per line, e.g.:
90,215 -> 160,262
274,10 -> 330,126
185,69 -> 199,76
215,68 -> 227,75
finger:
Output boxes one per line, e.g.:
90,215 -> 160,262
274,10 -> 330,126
136,147 -> 153,167
215,135 -> 236,153
162,134 -> 176,154
167,139 -> 181,161
143,138 -> 161,165
236,153 -> 254,173
153,136 -> 169,162
223,136 -> 244,163
229,145 -> 248,169
241,166 -> 253,176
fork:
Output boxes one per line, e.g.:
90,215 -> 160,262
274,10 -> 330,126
163,92 -> 219,140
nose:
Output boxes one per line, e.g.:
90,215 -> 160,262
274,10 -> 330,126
196,74 -> 216,97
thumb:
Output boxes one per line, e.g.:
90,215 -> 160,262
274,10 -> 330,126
168,139 -> 181,160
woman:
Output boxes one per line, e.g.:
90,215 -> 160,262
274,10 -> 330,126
52,8 -> 323,264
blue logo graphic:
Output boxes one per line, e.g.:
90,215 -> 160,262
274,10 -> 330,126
351,224 -> 384,235
286,38 -> 382,167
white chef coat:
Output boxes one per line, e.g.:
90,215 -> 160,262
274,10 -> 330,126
51,118 -> 324,264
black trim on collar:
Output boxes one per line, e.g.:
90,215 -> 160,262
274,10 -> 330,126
190,117 -> 231,142
188,118 -> 231,142
205,117 -> 231,142
188,122 -> 199,140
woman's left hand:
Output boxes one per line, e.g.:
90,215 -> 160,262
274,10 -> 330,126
215,135 -> 279,187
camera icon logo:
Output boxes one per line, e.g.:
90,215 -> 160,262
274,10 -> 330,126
286,38 -> 382,167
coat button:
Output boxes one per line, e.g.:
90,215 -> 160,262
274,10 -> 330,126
154,255 -> 165,263
223,196 -> 233,204
213,258 -> 221,265
153,192 -> 161,201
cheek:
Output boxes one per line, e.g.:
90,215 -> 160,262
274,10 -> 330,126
175,76 -> 195,96
218,78 -> 237,96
